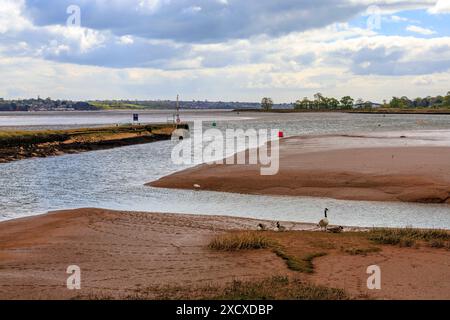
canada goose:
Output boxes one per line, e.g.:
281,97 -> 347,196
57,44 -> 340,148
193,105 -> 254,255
257,223 -> 268,231
276,222 -> 286,232
327,226 -> 344,233
318,208 -> 329,231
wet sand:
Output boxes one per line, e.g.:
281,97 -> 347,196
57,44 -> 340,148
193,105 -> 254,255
0,208 -> 449,300
150,135 -> 450,204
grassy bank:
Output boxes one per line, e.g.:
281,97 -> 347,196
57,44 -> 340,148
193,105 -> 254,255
89,102 -> 148,110
0,124 -> 177,163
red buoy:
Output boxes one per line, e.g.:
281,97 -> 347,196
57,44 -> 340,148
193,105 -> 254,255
278,131 -> 284,138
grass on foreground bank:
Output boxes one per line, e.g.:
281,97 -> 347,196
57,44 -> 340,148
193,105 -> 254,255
0,124 -> 173,147
208,232 -> 271,250
368,228 -> 450,248
76,276 -> 349,300
209,228 -> 450,274
208,232 -> 327,273
213,276 -> 348,300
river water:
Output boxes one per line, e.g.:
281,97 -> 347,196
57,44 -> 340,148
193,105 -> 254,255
1,110 -> 450,228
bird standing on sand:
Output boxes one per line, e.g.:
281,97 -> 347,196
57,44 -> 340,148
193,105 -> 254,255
318,208 -> 329,231
276,222 -> 286,232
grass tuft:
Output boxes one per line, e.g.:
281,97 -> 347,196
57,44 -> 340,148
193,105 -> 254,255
209,232 -> 327,273
342,246 -> 381,256
208,232 -> 271,251
78,276 -> 349,300
368,228 -> 450,248
270,245 -> 326,273
214,276 -> 348,300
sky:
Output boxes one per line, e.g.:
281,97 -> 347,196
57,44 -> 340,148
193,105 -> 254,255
0,0 -> 449,102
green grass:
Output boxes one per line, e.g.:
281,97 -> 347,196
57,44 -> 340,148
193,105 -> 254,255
209,233 -> 327,273
89,101 -> 176,110
89,102 -> 147,110
0,130 -> 70,146
75,276 -> 348,300
368,228 -> 450,248
0,124 -> 172,147
208,232 -> 272,251
342,246 -> 381,256
270,246 -> 327,273
212,276 -> 348,300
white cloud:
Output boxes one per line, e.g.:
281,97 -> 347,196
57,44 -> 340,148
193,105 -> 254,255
182,6 -> 202,14
406,25 -> 436,35
0,0 -> 30,34
118,35 -> 135,45
389,15 -> 409,22
428,0 -> 450,14
412,76 -> 435,86
0,0 -> 449,102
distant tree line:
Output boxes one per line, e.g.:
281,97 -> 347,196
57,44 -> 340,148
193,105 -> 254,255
261,91 -> 450,111
387,92 -> 450,109
0,98 -> 96,112
293,93 -> 356,110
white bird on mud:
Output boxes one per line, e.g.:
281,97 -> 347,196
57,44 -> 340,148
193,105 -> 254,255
318,208 -> 329,231
193,184 -> 201,190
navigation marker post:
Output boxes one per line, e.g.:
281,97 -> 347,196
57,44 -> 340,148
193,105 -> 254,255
176,95 -> 181,124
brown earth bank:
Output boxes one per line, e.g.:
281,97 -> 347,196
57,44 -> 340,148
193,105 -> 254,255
0,124 -> 178,163
0,208 -> 449,300
150,139 -> 450,204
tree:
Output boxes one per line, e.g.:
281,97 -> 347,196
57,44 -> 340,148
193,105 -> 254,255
295,97 -> 311,110
313,93 -> 323,101
389,97 -> 408,108
435,95 -> 444,106
400,96 -> 412,108
340,96 -> 354,109
413,97 -> 423,108
327,98 -> 340,110
261,97 -> 273,111
444,91 -> 450,107
313,93 -> 325,109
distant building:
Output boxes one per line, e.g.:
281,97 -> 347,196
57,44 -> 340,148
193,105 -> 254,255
353,101 -> 382,109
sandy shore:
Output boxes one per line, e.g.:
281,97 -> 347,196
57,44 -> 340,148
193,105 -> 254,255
150,135 -> 450,203
0,208 -> 449,300
0,209 -> 297,300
